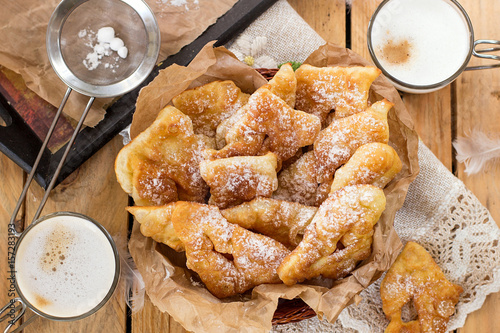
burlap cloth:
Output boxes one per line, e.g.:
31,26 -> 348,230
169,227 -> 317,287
223,1 -> 500,332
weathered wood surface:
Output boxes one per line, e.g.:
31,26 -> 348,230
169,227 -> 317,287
1,1 -> 499,332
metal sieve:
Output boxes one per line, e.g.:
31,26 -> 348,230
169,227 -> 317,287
2,1 -> 159,331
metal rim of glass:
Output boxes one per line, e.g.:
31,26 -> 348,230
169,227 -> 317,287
367,0 -> 475,91
13,211 -> 120,322
46,0 -> 160,98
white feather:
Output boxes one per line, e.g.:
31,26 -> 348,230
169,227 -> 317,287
114,235 -> 145,313
453,129 -> 500,175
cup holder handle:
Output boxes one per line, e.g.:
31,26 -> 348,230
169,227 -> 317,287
466,39 -> 500,71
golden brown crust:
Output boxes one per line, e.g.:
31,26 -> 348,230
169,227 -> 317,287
127,204 -> 183,251
172,80 -> 249,137
314,99 -> 392,183
171,202 -> 290,298
277,185 -> 386,285
115,106 -> 213,206
273,151 -> 331,207
207,88 -> 321,164
295,64 -> 381,124
330,142 -> 402,193
260,62 -> 297,108
221,197 -> 317,249
199,152 -> 279,209
380,242 -> 463,333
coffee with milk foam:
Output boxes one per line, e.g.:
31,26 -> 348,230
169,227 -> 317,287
15,215 -> 117,318
371,0 -> 470,86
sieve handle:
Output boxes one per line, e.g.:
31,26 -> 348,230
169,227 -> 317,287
0,298 -> 27,333
465,39 -> 500,71
8,87 -> 72,238
31,95 -> 95,223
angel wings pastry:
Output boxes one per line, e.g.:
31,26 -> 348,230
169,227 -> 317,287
314,99 -> 392,183
207,82 -> 321,164
381,241 -> 463,333
115,106 -> 213,206
273,150 -> 331,207
295,64 -> 381,123
118,52 -> 411,305
221,197 -> 318,249
277,185 -> 387,285
199,152 -> 279,209
214,63 -> 297,150
172,80 -> 250,137
330,142 -> 402,193
127,204 -> 183,252
171,201 -> 290,298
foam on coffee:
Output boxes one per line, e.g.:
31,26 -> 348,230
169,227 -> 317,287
371,0 -> 470,86
15,214 -> 117,318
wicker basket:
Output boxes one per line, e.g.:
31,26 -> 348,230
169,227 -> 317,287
253,67 -> 317,325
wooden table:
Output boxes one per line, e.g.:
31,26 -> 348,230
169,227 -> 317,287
1,0 -> 499,332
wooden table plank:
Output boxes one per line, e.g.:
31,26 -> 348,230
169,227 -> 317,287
456,0 -> 500,332
288,0 -> 346,47
21,136 -> 129,333
0,152 -> 23,332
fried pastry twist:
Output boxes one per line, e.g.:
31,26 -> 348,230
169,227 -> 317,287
115,106 -> 213,206
277,185 -> 386,285
221,197 -> 317,249
295,64 -> 381,124
260,62 -> 297,108
208,88 -> 321,164
127,203 -> 183,251
172,80 -> 249,137
171,202 -> 290,298
214,63 -> 296,149
314,99 -> 392,183
380,241 -> 463,333
330,142 -> 402,193
199,152 -> 279,209
273,151 -> 331,206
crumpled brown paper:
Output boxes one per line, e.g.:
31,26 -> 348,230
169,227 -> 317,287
0,0 -> 237,127
128,42 -> 420,333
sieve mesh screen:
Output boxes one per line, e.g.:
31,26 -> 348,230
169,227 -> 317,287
59,0 -> 147,86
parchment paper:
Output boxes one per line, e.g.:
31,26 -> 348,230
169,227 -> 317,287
0,0 -> 237,127
128,42 -> 420,333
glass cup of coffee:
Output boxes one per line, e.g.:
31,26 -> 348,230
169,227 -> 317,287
1,212 -> 120,332
367,0 -> 500,94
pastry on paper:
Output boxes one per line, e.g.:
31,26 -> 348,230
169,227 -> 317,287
171,202 -> 290,298
221,197 -> 318,249
208,88 -> 321,164
199,152 -> 279,209
380,241 -> 463,333
330,142 -> 402,193
314,99 -> 392,183
115,106 -> 213,206
295,64 -> 381,123
277,185 -> 386,285
273,151 -> 331,206
172,80 -> 249,137
127,203 -> 183,251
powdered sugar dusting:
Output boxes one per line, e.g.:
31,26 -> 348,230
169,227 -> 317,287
173,203 -> 289,298
200,153 -> 278,208
314,103 -> 389,183
295,65 -> 380,123
278,185 -> 386,285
